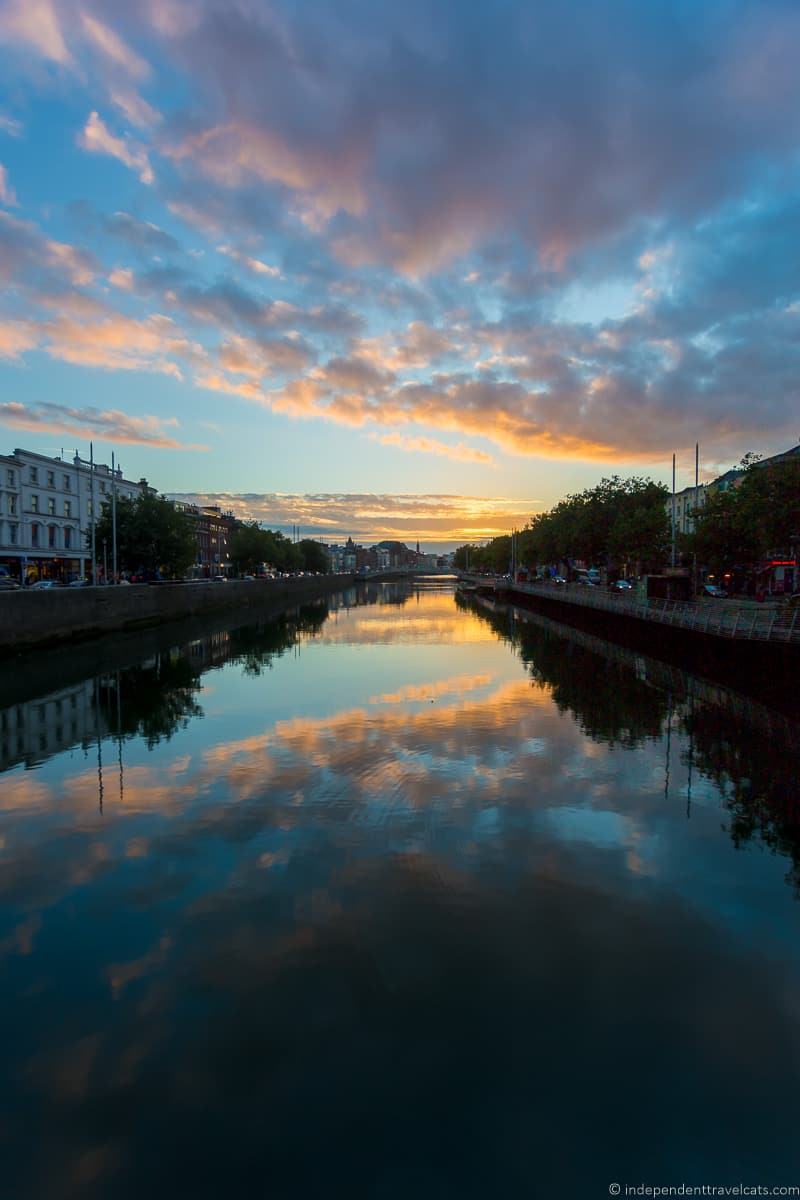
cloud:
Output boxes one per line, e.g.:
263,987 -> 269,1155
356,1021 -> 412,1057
78,112 -> 154,184
39,312 -> 203,379
0,321 -> 36,360
0,401 -> 207,450
217,244 -> 281,278
166,491 -> 538,543
149,0 -> 800,278
0,210 -> 98,288
80,13 -> 150,81
0,0 -> 70,64
0,113 -> 23,137
108,267 -> 134,291
0,163 -> 17,206
3,3 -> 800,471
104,211 -> 179,254
109,88 -> 160,131
370,432 -> 494,466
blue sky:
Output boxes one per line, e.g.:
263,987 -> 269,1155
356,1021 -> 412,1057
1,0 -> 800,546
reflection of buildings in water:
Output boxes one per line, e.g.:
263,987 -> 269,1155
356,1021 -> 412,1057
186,631 -> 232,670
0,679 -> 110,772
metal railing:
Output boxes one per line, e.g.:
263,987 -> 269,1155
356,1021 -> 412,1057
479,579 -> 800,646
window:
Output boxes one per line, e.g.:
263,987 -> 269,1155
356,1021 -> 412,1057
87,500 -> 93,517
31,523 -> 39,547
47,497 -> 55,515
64,527 -> 72,550
8,524 -> 17,545
8,496 -> 16,515
48,525 -> 56,549
64,500 -> 71,518
29,467 -> 38,483
6,470 -> 14,486
30,495 -> 39,513
64,475 -> 71,491
99,481 -> 106,494
47,471 -> 54,487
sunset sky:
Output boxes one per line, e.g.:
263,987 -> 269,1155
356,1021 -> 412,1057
1,0 -> 799,547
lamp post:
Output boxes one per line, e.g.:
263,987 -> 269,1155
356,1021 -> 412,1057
102,538 -> 108,586
90,441 -> 97,587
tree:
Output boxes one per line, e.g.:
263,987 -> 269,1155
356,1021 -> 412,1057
297,539 -> 329,573
94,493 -> 196,579
517,476 -> 669,573
687,453 -> 800,575
231,522 -> 272,572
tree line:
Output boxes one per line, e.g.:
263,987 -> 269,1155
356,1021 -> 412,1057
687,453 -> 800,576
455,476 -> 670,575
93,495 -> 330,578
455,452 -> 800,581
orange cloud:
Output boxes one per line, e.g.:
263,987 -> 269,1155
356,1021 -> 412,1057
371,431 -> 494,465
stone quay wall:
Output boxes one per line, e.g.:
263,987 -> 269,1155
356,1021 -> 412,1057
0,575 -> 356,656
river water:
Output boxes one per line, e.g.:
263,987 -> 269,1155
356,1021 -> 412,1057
2,579 -> 800,1197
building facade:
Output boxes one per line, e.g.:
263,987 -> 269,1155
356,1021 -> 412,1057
0,448 -> 154,583
666,483 -> 707,536
173,502 -> 238,577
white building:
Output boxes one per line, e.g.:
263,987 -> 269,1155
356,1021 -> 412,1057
666,483 -> 707,536
0,678 -> 107,773
0,448 -> 154,583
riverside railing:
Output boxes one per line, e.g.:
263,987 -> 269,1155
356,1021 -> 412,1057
494,580 -> 800,646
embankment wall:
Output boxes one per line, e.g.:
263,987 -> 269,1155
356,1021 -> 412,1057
0,575 -> 355,656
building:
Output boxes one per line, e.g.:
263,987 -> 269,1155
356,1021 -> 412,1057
0,678 -> 107,773
667,483 -> 707,536
173,502 -> 238,577
666,444 -> 800,536
0,448 -> 154,583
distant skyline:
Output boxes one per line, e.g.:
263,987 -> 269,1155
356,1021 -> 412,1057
2,0 -> 800,543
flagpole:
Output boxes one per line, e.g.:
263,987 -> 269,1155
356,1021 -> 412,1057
90,441 -> 97,587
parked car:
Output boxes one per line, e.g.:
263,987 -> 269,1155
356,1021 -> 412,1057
0,578 -> 20,591
68,578 -> 90,587
701,583 -> 727,598
575,576 -> 598,587
29,580 -> 64,589
612,579 -> 633,591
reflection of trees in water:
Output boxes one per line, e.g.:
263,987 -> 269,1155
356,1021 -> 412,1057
229,602 -> 330,676
464,592 -> 800,890
681,705 -> 800,894
97,602 -> 332,742
465,595 -> 669,748
98,658 -> 204,749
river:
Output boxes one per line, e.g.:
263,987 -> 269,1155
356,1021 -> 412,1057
2,579 -> 799,1197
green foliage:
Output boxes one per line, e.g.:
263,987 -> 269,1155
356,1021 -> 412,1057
297,538 -> 329,573
93,493 -> 196,578
231,522 -> 271,571
231,523 -> 329,574
456,475 -> 669,574
688,453 -> 800,572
